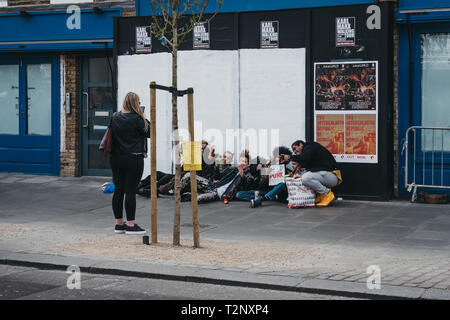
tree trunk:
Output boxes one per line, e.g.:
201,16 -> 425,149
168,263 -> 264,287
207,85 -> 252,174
172,15 -> 182,246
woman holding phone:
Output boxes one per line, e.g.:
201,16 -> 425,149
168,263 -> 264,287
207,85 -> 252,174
110,92 -> 150,235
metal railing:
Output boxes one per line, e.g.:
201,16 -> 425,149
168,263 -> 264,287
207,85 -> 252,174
403,126 -> 450,202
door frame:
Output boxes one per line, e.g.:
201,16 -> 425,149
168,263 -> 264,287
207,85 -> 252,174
398,22 -> 450,197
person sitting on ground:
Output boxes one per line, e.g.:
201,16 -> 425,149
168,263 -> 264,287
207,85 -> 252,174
185,150 -> 259,204
290,140 -> 342,207
211,150 -> 234,183
198,140 -> 216,180
235,146 -> 292,208
222,150 -> 261,204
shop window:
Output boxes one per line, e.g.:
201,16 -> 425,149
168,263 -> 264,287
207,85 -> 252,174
26,64 -> 52,136
0,65 -> 19,135
421,33 -> 450,152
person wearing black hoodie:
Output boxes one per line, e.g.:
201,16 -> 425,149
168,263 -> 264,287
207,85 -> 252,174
290,140 -> 342,207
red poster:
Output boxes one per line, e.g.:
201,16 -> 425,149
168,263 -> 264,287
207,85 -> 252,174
345,114 -> 376,157
316,114 -> 345,155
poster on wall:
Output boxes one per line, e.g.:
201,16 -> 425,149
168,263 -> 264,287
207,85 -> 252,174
344,114 -> 376,162
315,62 -> 377,111
193,22 -> 210,49
314,61 -> 378,164
316,114 -> 345,155
261,21 -> 279,49
336,17 -> 355,47
136,26 -> 152,53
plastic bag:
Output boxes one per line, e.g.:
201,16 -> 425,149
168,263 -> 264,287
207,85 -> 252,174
285,173 -> 316,208
101,182 -> 115,194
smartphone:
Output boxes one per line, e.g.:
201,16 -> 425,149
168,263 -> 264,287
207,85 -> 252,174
140,106 -> 145,113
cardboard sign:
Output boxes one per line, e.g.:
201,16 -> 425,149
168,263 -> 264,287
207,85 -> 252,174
182,141 -> 202,171
269,164 -> 285,186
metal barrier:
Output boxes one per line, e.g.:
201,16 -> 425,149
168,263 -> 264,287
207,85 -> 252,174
403,126 -> 450,202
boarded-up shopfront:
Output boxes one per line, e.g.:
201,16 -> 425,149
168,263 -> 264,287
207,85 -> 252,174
114,1 -> 394,200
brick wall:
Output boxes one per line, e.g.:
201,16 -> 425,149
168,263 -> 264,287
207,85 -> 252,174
60,54 -> 80,177
393,22 -> 399,197
122,9 -> 135,16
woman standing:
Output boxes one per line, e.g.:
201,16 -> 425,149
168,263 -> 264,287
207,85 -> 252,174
110,92 -> 150,235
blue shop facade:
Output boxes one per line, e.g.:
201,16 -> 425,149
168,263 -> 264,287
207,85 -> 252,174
397,0 -> 450,199
0,4 -> 125,176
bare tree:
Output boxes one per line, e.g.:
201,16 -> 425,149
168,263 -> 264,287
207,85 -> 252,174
149,0 -> 223,246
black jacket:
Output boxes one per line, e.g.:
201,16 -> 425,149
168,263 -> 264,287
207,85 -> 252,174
291,142 -> 338,172
111,112 -> 150,156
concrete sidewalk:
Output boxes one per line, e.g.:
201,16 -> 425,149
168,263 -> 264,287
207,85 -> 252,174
1,172 -> 450,299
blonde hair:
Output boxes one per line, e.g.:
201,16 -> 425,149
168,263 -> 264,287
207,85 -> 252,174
122,92 -> 148,132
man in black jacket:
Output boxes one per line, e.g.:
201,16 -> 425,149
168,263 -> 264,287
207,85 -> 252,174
290,140 -> 342,207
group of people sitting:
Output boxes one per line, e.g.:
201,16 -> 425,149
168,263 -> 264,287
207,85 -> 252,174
138,139 -> 342,208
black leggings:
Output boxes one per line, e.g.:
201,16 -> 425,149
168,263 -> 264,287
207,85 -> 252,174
110,154 -> 144,221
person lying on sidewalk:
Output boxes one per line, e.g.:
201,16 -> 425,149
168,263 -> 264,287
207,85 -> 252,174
183,150 -> 259,204
290,140 -> 342,206
158,140 -> 215,195
136,171 -> 174,198
235,146 -> 292,208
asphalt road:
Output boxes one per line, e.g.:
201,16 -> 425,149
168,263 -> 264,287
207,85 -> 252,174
0,265 -> 358,301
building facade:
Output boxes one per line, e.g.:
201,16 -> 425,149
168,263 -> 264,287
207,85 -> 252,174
0,0 -> 135,177
117,0 -> 395,200
2,0 -> 415,201
396,0 -> 450,198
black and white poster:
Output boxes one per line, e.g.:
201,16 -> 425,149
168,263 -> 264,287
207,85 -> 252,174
193,22 -> 210,49
336,17 -> 355,47
136,26 -> 152,53
260,21 -> 279,49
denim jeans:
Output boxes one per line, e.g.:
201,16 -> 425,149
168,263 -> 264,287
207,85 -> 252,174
235,182 -> 286,201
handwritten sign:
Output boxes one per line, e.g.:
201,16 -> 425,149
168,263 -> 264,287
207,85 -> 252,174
269,164 -> 285,186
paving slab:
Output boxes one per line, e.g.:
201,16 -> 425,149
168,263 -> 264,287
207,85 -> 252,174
297,279 -> 426,299
421,289 -> 450,300
1,174 -> 450,299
